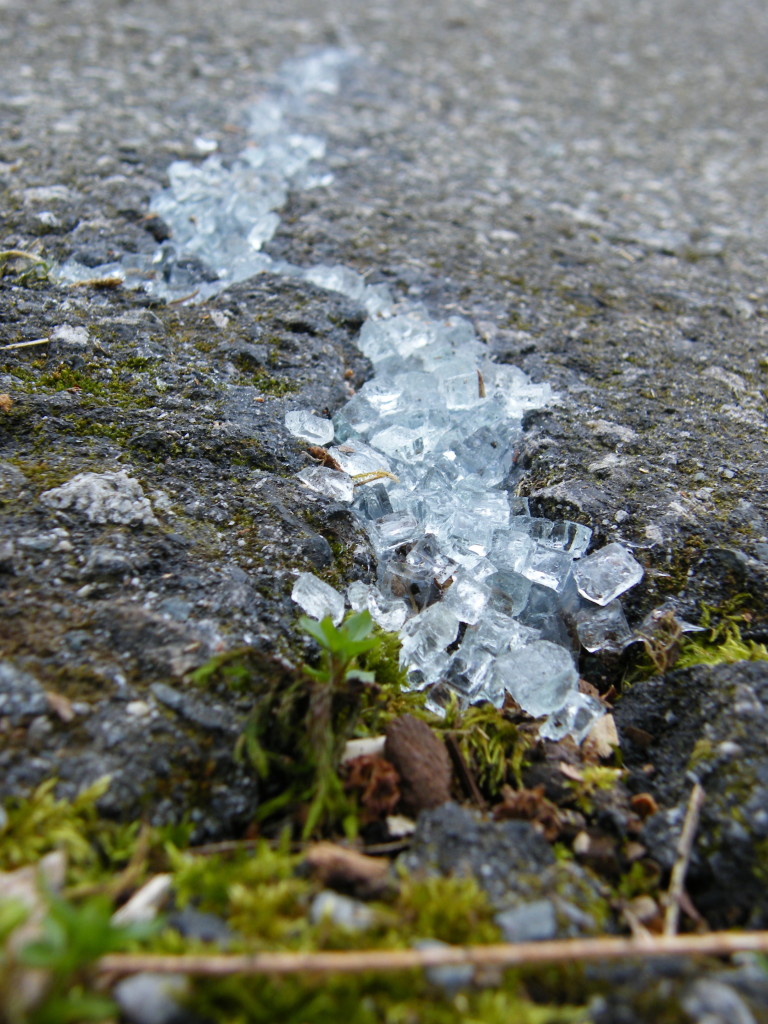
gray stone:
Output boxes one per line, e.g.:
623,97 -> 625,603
0,462 -> 28,500
167,907 -> 236,946
617,661 -> 768,925
50,324 -> 90,351
40,472 -> 159,527
0,662 -> 48,723
309,890 -> 376,931
496,900 -> 558,943
113,972 -> 190,1024
413,939 -> 474,994
150,683 -> 232,733
399,802 -> 555,909
682,979 -> 757,1024
82,546 -> 135,579
0,540 -> 15,573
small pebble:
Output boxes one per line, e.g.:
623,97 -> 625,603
126,700 -> 151,717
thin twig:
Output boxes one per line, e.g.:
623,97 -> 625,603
664,782 -> 705,936
187,838 -> 265,857
621,905 -> 654,942
166,288 -> 200,305
68,276 -> 124,289
0,249 -> 47,264
444,733 -> 487,809
0,337 -> 50,350
98,930 -> 768,979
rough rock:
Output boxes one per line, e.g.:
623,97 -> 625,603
40,471 -> 159,526
400,802 -> 605,931
0,662 -> 49,724
0,272 -> 373,833
616,660 -> 768,925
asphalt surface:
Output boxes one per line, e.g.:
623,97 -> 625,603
4,0 -> 768,942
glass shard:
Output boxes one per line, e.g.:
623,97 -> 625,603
576,600 -> 633,653
573,542 -> 644,606
296,465 -> 354,503
494,641 -> 579,717
284,410 -> 334,446
291,572 -> 344,625
539,692 -> 605,744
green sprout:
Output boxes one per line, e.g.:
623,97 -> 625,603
14,892 -> 158,1024
237,611 -> 381,838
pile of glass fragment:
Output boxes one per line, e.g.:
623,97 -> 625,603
47,39 -> 644,743
51,49 -> 397,311
289,310 -> 644,744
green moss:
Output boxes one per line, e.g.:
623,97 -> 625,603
0,777 -> 113,872
163,845 -> 585,1024
396,874 -> 500,945
118,356 -> 159,371
194,338 -> 217,353
63,415 -> 133,444
615,860 -> 663,901
6,457 -> 75,491
184,970 -> 584,1024
752,838 -> 768,888
37,365 -> 106,396
250,370 -> 300,396
4,359 -> 156,410
675,629 -> 768,669
670,595 -> 768,670
567,767 -> 625,817
687,738 -> 716,771
437,700 -> 529,798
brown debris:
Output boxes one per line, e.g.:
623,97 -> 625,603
622,895 -> 663,938
630,792 -> 659,819
572,830 -> 621,874
577,678 -> 602,699
622,724 -> 654,749
491,784 -> 562,841
0,394 -> 12,413
45,690 -> 75,722
302,842 -> 391,898
581,714 -> 619,761
384,714 -> 452,816
343,754 -> 401,823
307,446 -> 343,471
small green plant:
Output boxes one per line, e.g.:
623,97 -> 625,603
15,892 -> 158,1024
237,612 -> 383,838
296,612 -> 380,837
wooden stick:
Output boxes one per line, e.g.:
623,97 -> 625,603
664,782 -> 705,936
98,930 -> 768,979
0,338 -> 50,350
